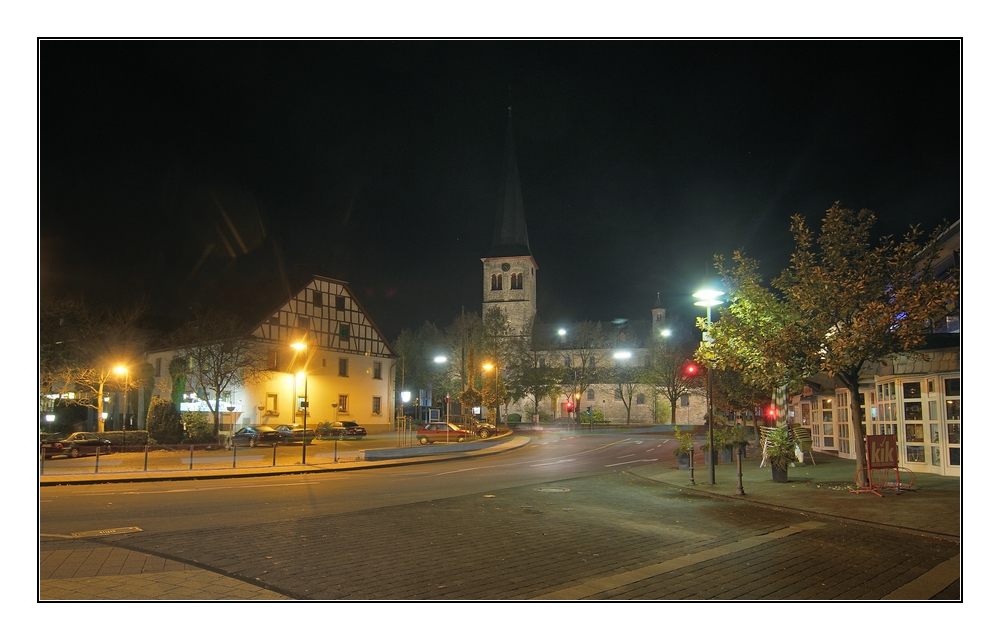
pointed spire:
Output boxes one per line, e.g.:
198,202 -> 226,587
654,292 -> 664,309
487,107 -> 531,258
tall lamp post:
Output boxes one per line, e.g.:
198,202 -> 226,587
694,289 -> 723,485
114,366 -> 129,433
482,363 -> 499,427
291,342 -> 309,465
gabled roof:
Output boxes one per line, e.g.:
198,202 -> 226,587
484,107 -> 532,260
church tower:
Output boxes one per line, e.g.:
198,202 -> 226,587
482,107 -> 537,337
652,292 -> 666,336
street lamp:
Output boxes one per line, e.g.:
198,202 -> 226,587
291,342 -> 309,465
694,289 -> 723,485
113,365 -> 129,432
482,363 -> 499,427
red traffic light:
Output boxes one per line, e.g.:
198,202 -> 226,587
566,402 -> 575,412
683,363 -> 699,377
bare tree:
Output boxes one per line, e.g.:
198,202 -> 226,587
173,310 -> 275,436
41,298 -> 148,432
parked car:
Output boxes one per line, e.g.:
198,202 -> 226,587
316,421 -> 367,440
230,425 -> 281,448
416,422 -> 474,445
40,432 -> 66,457
274,424 -> 315,445
56,432 -> 113,458
451,416 -> 497,439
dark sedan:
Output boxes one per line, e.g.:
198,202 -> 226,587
274,424 -> 315,445
316,421 -> 367,440
56,432 -> 113,458
230,426 -> 281,448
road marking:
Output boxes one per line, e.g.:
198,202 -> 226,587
617,453 -> 636,459
604,458 -> 659,467
434,467 -> 483,476
535,521 -> 826,599
881,554 -> 960,600
531,459 -> 577,467
86,481 -> 321,496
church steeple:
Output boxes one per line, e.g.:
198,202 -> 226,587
482,106 -> 537,336
487,106 -> 532,258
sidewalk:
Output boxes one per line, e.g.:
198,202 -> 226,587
627,450 -> 960,539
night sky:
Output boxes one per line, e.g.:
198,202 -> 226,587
39,40 -> 960,340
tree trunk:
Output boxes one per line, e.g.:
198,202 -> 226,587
670,399 -> 677,426
838,371 -> 868,486
97,380 -> 106,432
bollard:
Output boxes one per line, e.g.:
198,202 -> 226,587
95,447 -> 101,474
735,443 -> 745,495
272,443 -> 277,466
40,446 -> 45,475
189,444 -> 194,470
335,440 -> 338,464
144,444 -> 149,472
689,445 -> 695,485
233,439 -> 238,468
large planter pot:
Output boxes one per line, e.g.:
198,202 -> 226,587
677,452 -> 692,470
702,449 -> 719,465
771,464 -> 788,483
719,446 -> 734,463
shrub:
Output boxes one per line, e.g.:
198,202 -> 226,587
182,412 -> 216,444
103,430 -> 150,446
146,396 -> 184,444
507,413 -> 522,424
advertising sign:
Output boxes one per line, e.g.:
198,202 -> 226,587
866,434 -> 899,469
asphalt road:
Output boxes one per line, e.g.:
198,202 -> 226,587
39,429 -> 959,600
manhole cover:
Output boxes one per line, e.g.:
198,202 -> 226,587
535,487 -> 570,493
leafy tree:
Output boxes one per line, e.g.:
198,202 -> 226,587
709,203 -> 958,477
172,309 -> 274,436
146,395 -> 184,444
507,347 -> 561,422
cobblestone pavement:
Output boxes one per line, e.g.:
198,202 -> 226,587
42,470 -> 959,600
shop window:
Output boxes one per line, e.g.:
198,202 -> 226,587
904,402 -> 923,421
905,423 -> 925,442
944,378 -> 960,397
946,400 -> 960,421
902,382 -> 921,398
906,446 -> 926,463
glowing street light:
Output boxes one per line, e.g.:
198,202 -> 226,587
291,342 -> 309,464
482,363 -> 499,427
114,365 -> 129,432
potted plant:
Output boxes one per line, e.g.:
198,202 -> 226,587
763,424 -> 797,482
674,427 -> 694,470
700,425 -> 730,464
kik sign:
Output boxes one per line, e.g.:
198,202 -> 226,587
866,435 -> 899,469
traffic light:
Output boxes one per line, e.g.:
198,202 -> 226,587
566,402 -> 574,412
683,362 -> 699,378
